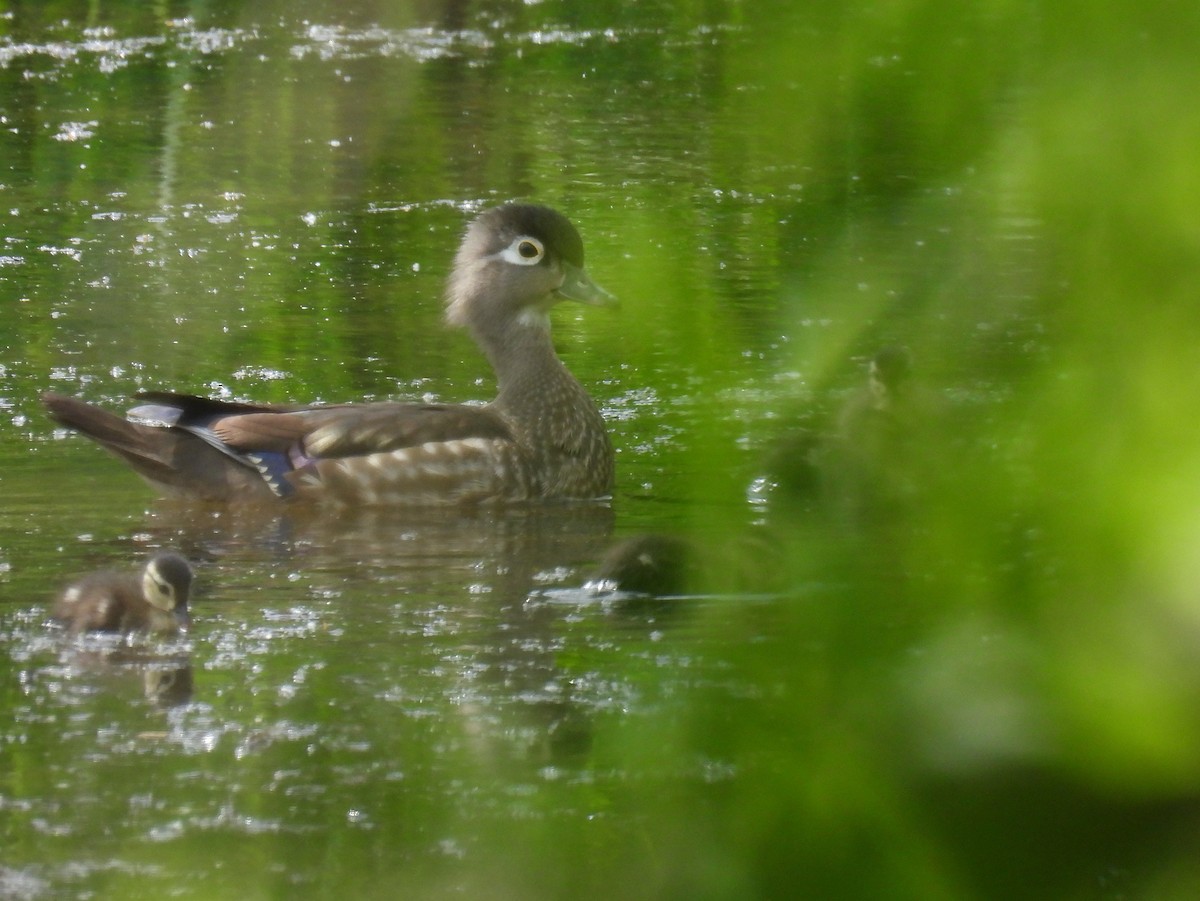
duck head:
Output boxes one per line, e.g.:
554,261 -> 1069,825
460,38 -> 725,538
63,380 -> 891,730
446,204 -> 615,340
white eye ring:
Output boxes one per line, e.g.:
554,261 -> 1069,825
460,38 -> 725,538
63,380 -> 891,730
500,236 -> 544,266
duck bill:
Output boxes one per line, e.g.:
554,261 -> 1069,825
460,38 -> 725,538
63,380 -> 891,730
174,608 -> 192,634
556,262 -> 617,307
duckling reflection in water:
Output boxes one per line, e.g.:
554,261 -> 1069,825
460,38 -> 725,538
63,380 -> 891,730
143,663 -> 194,707
52,552 -> 193,637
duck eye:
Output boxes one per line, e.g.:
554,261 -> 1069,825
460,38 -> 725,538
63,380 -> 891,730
503,236 -> 545,265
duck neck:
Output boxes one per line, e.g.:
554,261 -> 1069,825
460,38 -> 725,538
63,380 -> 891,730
470,306 -> 613,495
476,313 -> 583,417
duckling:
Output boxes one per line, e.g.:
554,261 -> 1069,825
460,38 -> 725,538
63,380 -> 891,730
823,345 -> 931,523
586,534 -> 693,596
42,203 -> 615,507
52,552 -> 193,636
755,346 -> 926,523
835,345 -> 914,450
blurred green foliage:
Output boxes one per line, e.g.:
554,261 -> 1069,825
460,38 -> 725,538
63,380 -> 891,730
647,1 -> 1200,898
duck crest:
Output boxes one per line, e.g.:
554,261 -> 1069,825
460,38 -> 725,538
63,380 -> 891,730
42,204 -> 617,506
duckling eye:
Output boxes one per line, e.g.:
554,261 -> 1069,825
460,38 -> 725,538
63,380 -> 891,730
501,236 -> 545,266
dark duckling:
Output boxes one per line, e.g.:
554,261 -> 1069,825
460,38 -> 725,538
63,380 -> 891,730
52,552 -> 193,636
586,534 -> 694,597
42,203 -> 615,507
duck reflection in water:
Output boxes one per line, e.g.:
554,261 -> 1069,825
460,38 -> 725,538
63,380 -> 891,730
137,501 -> 618,760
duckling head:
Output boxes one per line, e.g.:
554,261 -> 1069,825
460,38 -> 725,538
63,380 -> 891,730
141,552 -> 194,632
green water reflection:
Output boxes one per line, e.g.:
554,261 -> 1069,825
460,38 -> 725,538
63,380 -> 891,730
3,0 -> 1200,898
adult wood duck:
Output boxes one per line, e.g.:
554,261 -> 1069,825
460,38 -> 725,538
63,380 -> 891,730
52,552 -> 194,636
41,204 -> 616,506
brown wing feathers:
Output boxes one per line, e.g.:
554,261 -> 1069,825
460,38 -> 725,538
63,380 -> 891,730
210,412 -> 314,453
301,404 -> 512,457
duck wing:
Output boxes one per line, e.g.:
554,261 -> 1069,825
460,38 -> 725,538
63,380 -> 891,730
294,403 -> 512,456
133,392 -> 512,457
129,392 -> 514,500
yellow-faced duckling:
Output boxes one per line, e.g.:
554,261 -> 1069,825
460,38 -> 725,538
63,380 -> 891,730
52,552 -> 193,636
42,204 -> 615,507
